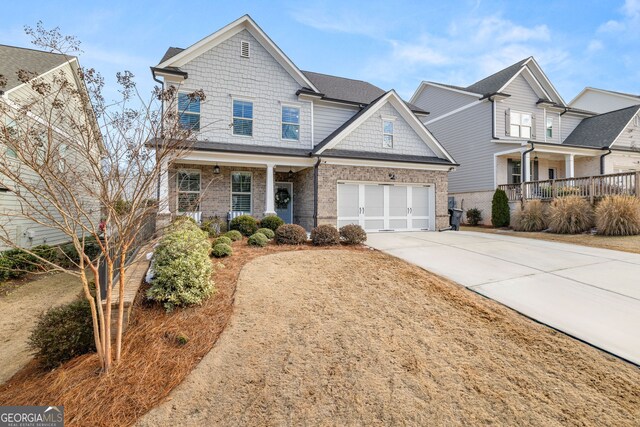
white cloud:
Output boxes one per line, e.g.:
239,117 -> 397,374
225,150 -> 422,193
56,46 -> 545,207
598,19 -> 625,33
587,40 -> 604,52
289,5 -> 388,39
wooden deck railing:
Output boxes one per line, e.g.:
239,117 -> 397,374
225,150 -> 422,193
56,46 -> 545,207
498,171 -> 640,202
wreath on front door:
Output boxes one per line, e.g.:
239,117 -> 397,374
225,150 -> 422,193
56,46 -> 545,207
275,188 -> 291,209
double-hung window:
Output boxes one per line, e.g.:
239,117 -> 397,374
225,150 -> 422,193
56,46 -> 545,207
510,111 -> 532,139
281,106 -> 300,140
232,100 -> 253,136
177,170 -> 201,213
383,120 -> 394,148
178,92 -> 201,131
546,116 -> 553,138
231,172 -> 252,213
508,159 -> 522,184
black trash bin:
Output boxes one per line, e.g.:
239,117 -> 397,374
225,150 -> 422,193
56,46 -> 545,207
449,208 -> 463,231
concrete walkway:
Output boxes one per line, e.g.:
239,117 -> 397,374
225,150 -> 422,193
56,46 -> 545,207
366,231 -> 640,365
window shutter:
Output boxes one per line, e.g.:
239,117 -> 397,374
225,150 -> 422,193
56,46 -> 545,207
505,109 -> 510,136
531,113 -> 536,139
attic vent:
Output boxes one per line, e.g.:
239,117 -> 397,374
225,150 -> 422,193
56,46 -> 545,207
240,41 -> 250,58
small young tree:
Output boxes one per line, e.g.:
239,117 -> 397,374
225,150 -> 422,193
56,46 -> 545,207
491,189 -> 510,227
0,23 -> 210,372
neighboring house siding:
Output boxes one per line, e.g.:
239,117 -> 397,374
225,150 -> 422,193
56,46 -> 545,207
413,85 -> 477,120
313,104 -> 358,145
571,91 -> 640,114
496,74 -> 547,141
560,114 -> 583,142
177,29 -> 312,149
427,101 -> 494,193
612,113 -> 640,150
332,103 -> 436,157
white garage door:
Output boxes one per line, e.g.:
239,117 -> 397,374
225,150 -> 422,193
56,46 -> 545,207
337,182 -> 435,232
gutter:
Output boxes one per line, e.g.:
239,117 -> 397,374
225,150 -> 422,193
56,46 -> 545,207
152,70 -> 165,201
600,148 -> 612,174
522,142 -> 535,182
313,157 -> 322,228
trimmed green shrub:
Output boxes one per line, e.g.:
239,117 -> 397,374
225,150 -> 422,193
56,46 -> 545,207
512,200 -> 547,232
0,256 -> 12,282
59,237 -> 102,267
491,189 -> 510,227
275,224 -> 307,245
147,220 -> 213,311
224,230 -> 243,241
248,232 -> 269,247
260,215 -> 284,232
311,224 -> 340,246
229,214 -> 259,236
31,245 -> 58,265
213,236 -> 232,246
211,243 -> 233,258
547,196 -> 593,234
28,298 -> 95,369
173,215 -> 197,226
466,208 -> 483,226
595,195 -> 640,236
339,224 -> 367,245
256,228 -> 275,239
201,216 -> 226,237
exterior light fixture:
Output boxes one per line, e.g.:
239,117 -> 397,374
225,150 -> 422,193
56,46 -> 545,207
288,169 -> 294,179
213,164 -> 220,174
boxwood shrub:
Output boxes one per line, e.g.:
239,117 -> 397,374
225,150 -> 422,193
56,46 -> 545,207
211,243 -> 233,258
256,228 -> 275,239
275,224 -> 307,245
229,215 -> 259,236
248,232 -> 269,247
147,220 -> 213,311
311,224 -> 340,246
339,224 -> 367,244
260,215 -> 284,231
224,230 -> 243,241
213,236 -> 232,246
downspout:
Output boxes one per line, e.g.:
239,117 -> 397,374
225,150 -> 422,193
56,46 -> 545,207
313,157 -> 322,228
152,70 -> 164,201
522,142 -> 535,183
600,148 -> 612,175
490,98 -> 496,139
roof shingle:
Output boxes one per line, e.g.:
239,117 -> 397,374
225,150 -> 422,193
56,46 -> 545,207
562,105 -> 640,148
0,44 -> 72,92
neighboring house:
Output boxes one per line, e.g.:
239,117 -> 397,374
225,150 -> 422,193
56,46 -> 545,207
570,87 -> 640,114
410,57 -> 640,222
0,45 -> 101,250
151,15 -> 456,232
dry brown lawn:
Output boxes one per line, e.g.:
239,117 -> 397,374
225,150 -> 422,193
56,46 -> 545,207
139,250 -> 640,427
462,225 -> 640,254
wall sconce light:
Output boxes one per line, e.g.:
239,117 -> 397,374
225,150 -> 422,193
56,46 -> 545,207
534,155 -> 538,161
388,173 -> 396,180
213,164 -> 220,174
288,169 -> 294,179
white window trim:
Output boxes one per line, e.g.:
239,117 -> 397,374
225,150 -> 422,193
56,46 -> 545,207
509,110 -> 533,139
177,90 -> 201,131
382,118 -> 395,149
240,40 -> 250,58
546,116 -> 553,138
176,169 -> 201,213
230,171 -> 253,214
231,98 -> 254,138
281,104 -> 301,142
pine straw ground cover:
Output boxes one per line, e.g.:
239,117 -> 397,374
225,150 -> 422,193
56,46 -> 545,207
0,240 -> 365,426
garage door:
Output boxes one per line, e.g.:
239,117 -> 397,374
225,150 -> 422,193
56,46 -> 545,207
337,182 -> 435,232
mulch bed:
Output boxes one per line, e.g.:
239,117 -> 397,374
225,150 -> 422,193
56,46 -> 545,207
0,240 -> 364,426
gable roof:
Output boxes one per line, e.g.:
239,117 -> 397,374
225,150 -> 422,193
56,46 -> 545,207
562,105 -> 640,148
0,44 -> 72,93
159,47 -> 184,64
569,86 -> 640,106
465,58 -> 530,96
312,90 -> 455,163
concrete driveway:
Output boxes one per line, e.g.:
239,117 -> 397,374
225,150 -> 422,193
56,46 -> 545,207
366,231 -> 640,365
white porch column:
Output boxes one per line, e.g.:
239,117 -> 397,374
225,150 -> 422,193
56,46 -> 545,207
265,163 -> 276,215
523,151 -> 531,182
158,158 -> 171,214
565,154 -> 575,178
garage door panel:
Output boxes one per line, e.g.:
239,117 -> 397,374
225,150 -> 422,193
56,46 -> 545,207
389,186 -> 407,217
411,186 -> 430,217
338,184 -> 360,218
364,185 -> 384,217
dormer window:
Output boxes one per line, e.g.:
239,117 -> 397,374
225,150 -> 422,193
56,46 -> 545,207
382,119 -> 394,148
240,41 -> 250,58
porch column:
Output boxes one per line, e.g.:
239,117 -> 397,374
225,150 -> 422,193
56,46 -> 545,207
158,158 -> 170,214
565,154 -> 575,178
523,151 -> 531,182
265,163 -> 276,215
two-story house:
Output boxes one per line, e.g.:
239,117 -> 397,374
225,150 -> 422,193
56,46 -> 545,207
410,57 -> 640,223
151,15 -> 456,232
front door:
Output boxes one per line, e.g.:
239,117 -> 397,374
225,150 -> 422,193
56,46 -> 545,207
274,182 -> 293,223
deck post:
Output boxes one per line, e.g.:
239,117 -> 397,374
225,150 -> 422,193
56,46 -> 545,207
550,179 -> 556,199
589,176 -> 595,204
636,172 -> 640,198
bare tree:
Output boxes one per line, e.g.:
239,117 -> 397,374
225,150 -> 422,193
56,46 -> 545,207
0,23 -> 205,373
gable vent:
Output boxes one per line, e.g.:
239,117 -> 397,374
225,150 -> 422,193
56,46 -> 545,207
240,41 -> 250,58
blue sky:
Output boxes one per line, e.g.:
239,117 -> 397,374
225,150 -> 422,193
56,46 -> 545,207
2,0 -> 639,104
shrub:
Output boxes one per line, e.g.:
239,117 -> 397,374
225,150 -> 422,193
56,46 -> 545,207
31,245 -> 58,265
172,215 -> 197,226
256,228 -> 275,239
260,215 -> 284,232
595,195 -> 640,236
339,224 -> 367,245
211,243 -> 233,258
28,299 -> 95,369
547,196 -> 594,234
311,224 -> 340,246
224,230 -> 243,241
147,220 -> 213,311
491,189 -> 510,227
59,237 -> 102,267
275,224 -> 307,245
213,236 -> 232,246
466,208 -> 483,226
229,214 -> 258,236
113,199 -> 132,215
201,216 -> 226,237
248,232 -> 269,247
512,200 -> 547,232
1,249 -> 34,279
0,256 -> 12,282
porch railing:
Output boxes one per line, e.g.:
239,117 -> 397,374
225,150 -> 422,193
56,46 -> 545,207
498,171 -> 640,203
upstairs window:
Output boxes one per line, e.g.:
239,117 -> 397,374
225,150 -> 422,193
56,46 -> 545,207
233,100 -> 253,136
546,116 -> 553,138
178,92 -> 201,131
231,172 -> 252,213
281,106 -> 300,140
177,170 -> 201,213
509,111 -> 532,139
383,120 -> 394,148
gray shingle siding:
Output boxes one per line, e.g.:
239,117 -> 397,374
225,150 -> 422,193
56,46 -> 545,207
412,85 -> 477,120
